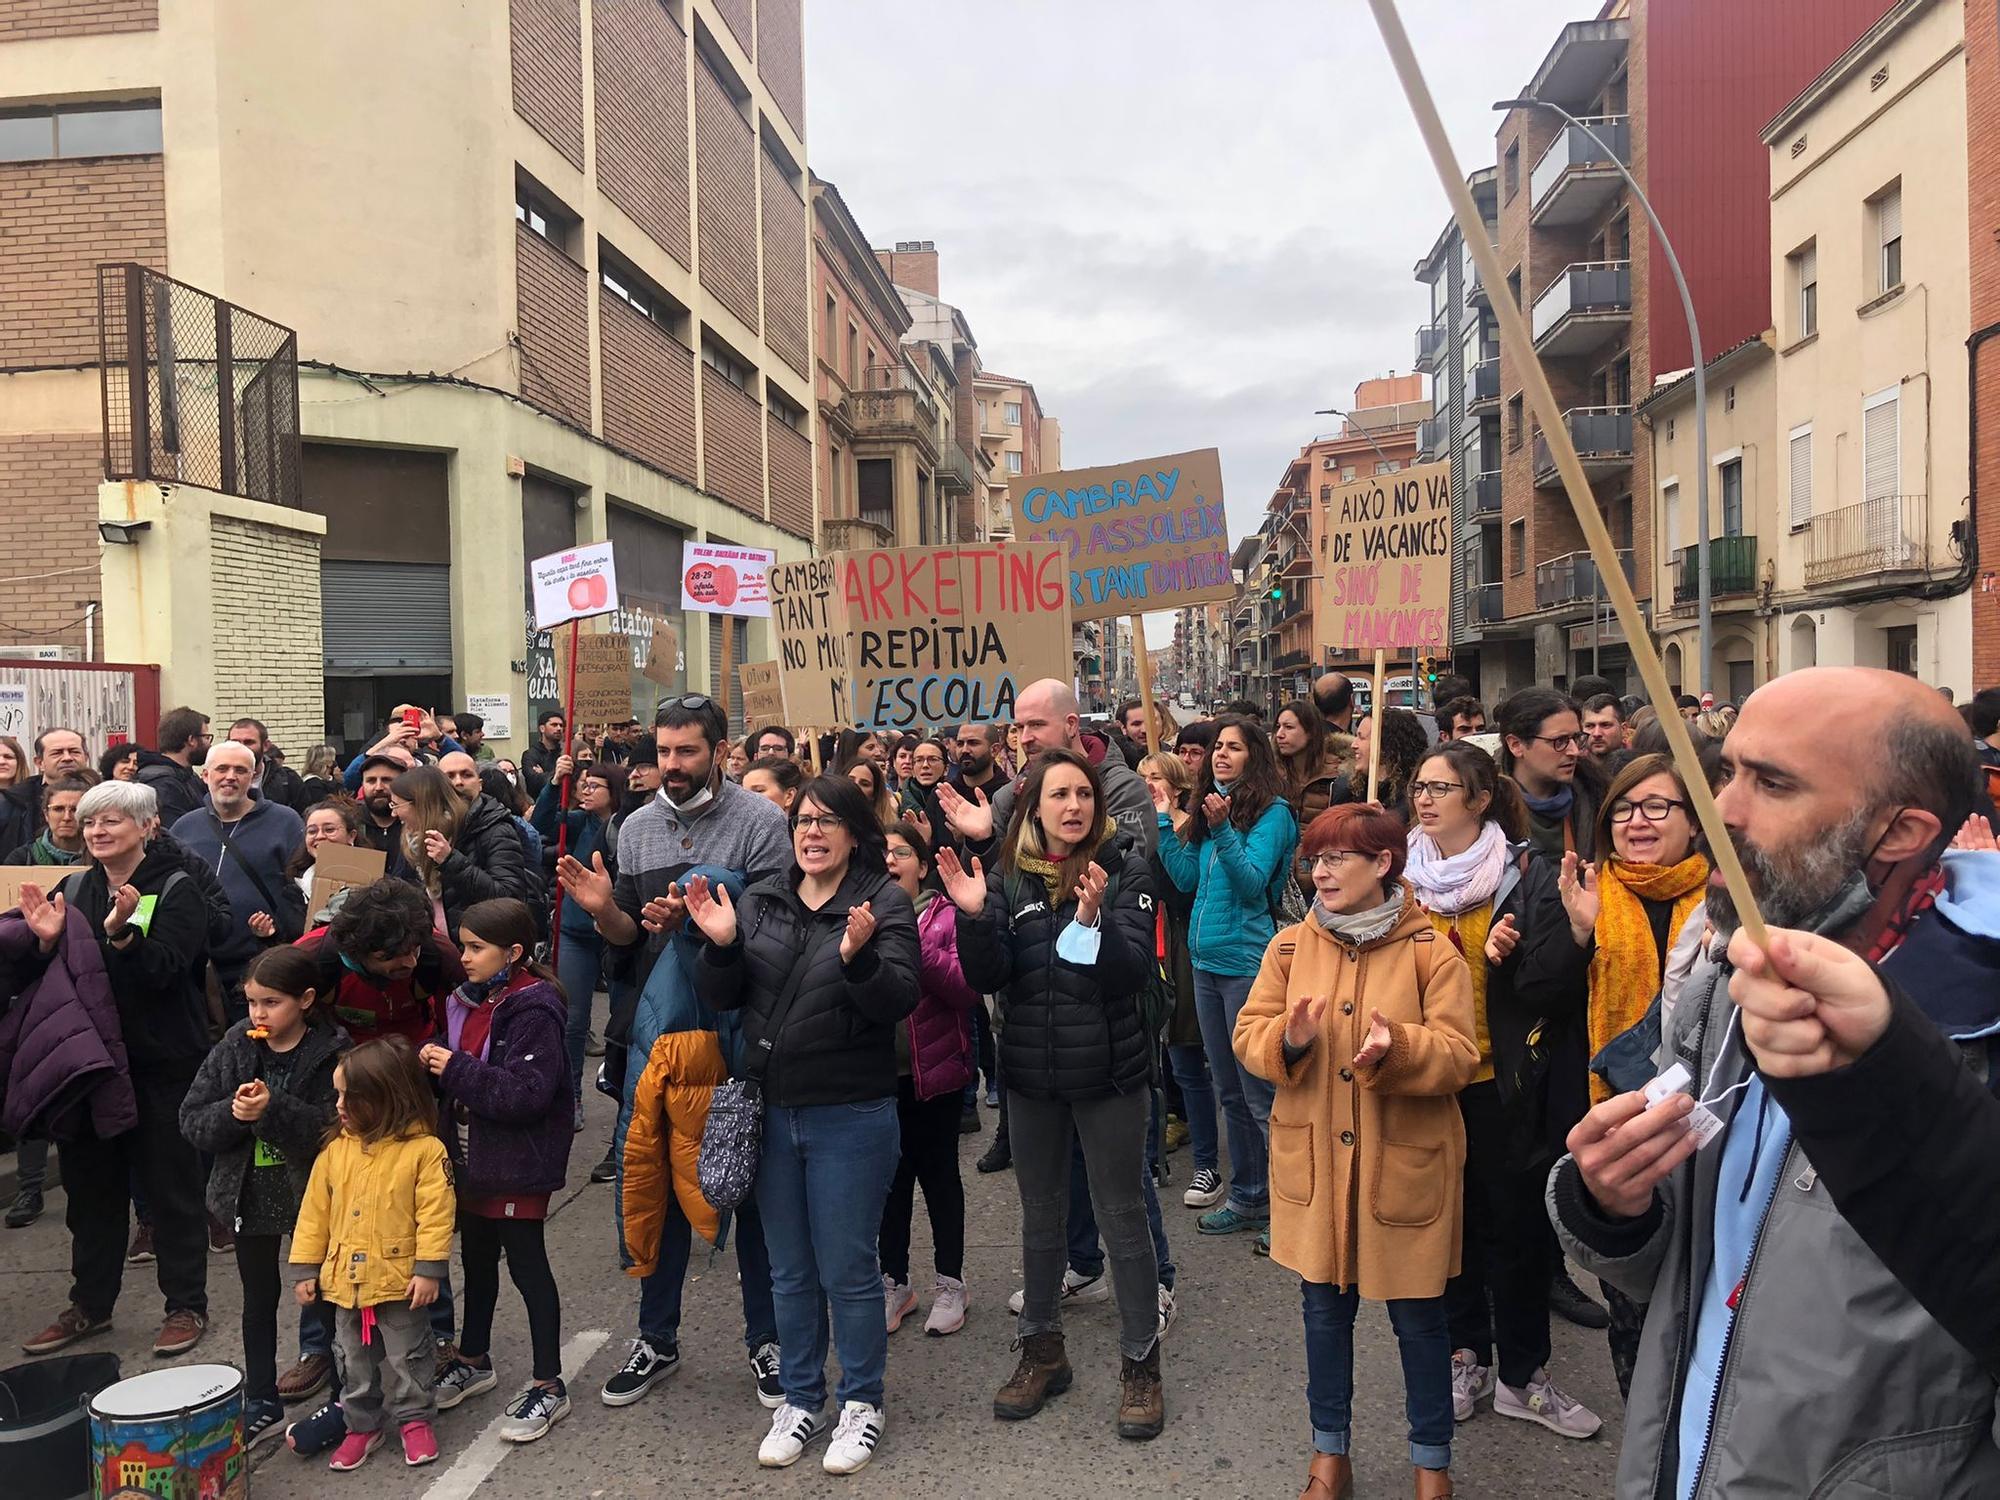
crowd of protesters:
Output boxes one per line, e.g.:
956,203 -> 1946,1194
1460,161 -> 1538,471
1,669 -> 1997,1492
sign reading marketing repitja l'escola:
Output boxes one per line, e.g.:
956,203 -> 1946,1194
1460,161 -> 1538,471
1008,448 -> 1233,620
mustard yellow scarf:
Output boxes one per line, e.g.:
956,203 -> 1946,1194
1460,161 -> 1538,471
1015,850 -> 1067,906
1587,854 -> 1710,1101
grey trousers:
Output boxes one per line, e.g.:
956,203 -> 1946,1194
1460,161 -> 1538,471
334,1297 -> 436,1432
1009,1088 -> 1159,1360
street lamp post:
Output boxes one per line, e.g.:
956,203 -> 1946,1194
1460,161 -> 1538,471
1494,96 -> 1711,695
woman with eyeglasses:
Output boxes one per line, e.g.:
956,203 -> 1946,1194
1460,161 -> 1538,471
938,748 -> 1165,1440
684,774 -> 919,1475
1233,802 -> 1477,1500
896,738 -> 952,849
1152,714 -> 1298,1243
1553,751 -> 1709,1399
1401,740 -> 1603,1444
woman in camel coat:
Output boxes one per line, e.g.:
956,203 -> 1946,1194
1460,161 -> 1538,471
1236,801 -> 1477,1500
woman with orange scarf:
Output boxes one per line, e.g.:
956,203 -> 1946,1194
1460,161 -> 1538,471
1555,751 -> 1710,1398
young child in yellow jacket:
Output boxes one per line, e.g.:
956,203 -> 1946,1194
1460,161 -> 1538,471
289,1037 -> 455,1474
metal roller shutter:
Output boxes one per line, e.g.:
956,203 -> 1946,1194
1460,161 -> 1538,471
322,560 -> 453,672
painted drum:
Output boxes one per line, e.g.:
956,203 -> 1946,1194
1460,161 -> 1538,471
89,1364 -> 246,1500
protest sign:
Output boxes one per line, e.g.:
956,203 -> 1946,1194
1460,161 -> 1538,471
465,693 -> 511,741
1008,448 -> 1232,620
681,542 -> 774,618
1316,460 -> 1452,654
739,660 -> 785,727
769,556 -> 850,727
840,543 -> 1072,732
570,628 -> 635,723
307,843 -> 387,924
529,541 -> 619,630
642,615 -> 681,689
0,867 -> 53,913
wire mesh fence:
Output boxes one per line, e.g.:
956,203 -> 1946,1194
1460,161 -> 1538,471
98,262 -> 302,506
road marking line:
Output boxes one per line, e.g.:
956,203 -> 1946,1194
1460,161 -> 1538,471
419,1328 -> 610,1500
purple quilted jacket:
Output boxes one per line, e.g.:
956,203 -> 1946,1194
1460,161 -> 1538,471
910,892 -> 980,1101
0,904 -> 138,1140
437,973 -> 574,1198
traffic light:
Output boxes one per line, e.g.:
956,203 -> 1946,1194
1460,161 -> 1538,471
1268,584 -> 1284,601
1421,653 -> 1437,684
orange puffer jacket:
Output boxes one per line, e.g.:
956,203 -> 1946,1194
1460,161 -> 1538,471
618,1028 -> 731,1274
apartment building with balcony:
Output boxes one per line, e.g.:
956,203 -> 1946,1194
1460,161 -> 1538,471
1230,532 -> 1268,701
1761,0 -> 1971,691
812,188 -> 964,552
973,370 -> 1059,539
881,246 -> 1000,541
1477,0 -> 1895,699
1414,169 -> 1502,675
0,0 -> 814,749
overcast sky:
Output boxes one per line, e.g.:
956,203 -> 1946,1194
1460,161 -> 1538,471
805,0 -> 1590,644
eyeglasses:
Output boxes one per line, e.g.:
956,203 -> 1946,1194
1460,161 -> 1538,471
792,813 -> 846,834
1300,850 -> 1369,872
1610,795 -> 1689,824
1409,780 -> 1464,801
884,844 -> 918,860
1531,732 -> 1587,751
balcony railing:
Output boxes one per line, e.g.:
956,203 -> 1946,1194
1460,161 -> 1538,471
822,514 -> 894,552
845,387 -> 938,453
1468,581 -> 1504,623
1461,239 -> 1494,308
1467,356 -> 1500,409
1416,414 -> 1446,462
1804,495 -> 1931,586
1273,648 -> 1312,672
1536,548 -> 1634,610
1532,405 -> 1633,484
935,439 -> 977,495
1473,470 -> 1502,516
1670,535 -> 1759,607
1531,261 -> 1631,350
1530,116 -> 1630,224
1415,320 -> 1447,373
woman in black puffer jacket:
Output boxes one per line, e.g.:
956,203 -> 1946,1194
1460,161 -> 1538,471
686,773 -> 918,1474
938,747 -> 1163,1441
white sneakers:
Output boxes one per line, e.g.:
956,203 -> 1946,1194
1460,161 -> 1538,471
1007,1267 -> 1109,1314
1494,1367 -> 1603,1439
1451,1348 -> 1494,1422
757,1400 -> 885,1474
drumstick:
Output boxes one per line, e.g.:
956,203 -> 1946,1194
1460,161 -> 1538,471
1361,0 -> 1767,950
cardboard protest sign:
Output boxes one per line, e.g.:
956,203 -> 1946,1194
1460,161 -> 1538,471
1316,461 -> 1453,654
840,543 -> 1072,732
307,843 -> 387,924
680,543 -> 774,618
570,628 -> 636,724
529,541 -> 619,630
769,557 -> 850,727
642,615 -> 681,689
1008,448 -> 1232,620
0,866 -> 57,912
739,660 -> 785,727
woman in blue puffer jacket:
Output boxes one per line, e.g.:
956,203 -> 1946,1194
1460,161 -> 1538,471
1153,714 -> 1297,1240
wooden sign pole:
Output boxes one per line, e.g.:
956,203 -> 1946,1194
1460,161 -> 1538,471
1365,648 -> 1386,804
1132,614 -> 1160,755
1364,0 -> 1766,948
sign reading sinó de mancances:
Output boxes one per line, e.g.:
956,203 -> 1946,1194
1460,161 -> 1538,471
1316,460 -> 1453,654
839,543 -> 1073,732
1008,448 -> 1232,620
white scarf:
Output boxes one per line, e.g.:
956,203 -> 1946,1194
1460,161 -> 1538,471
1404,819 -> 1510,916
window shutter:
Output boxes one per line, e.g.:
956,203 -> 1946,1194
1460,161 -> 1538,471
1876,185 -> 1902,248
1863,393 -> 1898,502
1788,428 -> 1812,529
1800,241 -> 1816,286
1662,482 -> 1680,554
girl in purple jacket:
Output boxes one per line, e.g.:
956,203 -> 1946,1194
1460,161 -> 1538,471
418,898 -> 574,1445
879,825 -> 980,1336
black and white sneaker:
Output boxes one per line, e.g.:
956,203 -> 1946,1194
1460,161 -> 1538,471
434,1356 -> 499,1410
600,1337 -> 678,1407
243,1397 -> 286,1451
749,1341 -> 785,1409
499,1380 -> 570,1444
757,1403 -> 830,1467
1182,1167 -> 1224,1209
822,1400 -> 885,1475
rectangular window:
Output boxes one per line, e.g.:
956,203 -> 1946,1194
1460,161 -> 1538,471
515,180 -> 577,251
1872,181 -> 1902,293
1004,402 -> 1022,426
1789,241 -> 1818,340
1004,450 -> 1023,474
1612,495 -> 1633,551
0,101 -> 161,162
1506,268 -> 1522,309
1663,481 -> 1681,555
1884,624 -> 1918,677
823,294 -> 838,360
1863,386 -> 1899,502
769,388 -> 807,434
1508,518 -> 1526,576
1720,458 -> 1743,537
1506,394 -> 1524,451
846,323 -> 858,381
1503,142 -> 1519,201
701,335 -> 754,393
1788,425 -> 1813,530
1373,460 -> 1398,475
1340,466 -> 1358,482
600,248 -> 687,337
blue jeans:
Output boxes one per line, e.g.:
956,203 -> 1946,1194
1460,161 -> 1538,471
636,1186 -> 777,1355
1166,1043 -> 1220,1173
1191,970 -> 1273,1213
1301,1281 -> 1452,1470
1067,1090 -> 1175,1291
755,1098 -> 901,1411
556,926 -> 608,1101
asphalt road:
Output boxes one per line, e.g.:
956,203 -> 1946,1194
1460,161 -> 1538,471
0,1089 -> 1623,1498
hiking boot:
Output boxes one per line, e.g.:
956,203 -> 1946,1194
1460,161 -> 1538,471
1300,1452 -> 1354,1500
1493,1367 -> 1602,1439
924,1275 -> 967,1337
993,1332 -> 1071,1420
1116,1345 -> 1164,1440
1450,1348 -> 1493,1422
126,1225 -> 155,1263
278,1352 -> 333,1404
22,1304 -> 110,1355
1163,1118 -> 1191,1154
1414,1465 -> 1455,1498
153,1309 -> 206,1357
1197,1205 -> 1267,1235
6,1188 -> 43,1228
1549,1268 -> 1609,1329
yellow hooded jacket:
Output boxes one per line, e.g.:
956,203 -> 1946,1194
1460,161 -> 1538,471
288,1126 -> 456,1309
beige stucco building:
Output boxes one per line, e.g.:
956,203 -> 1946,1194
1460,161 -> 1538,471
1,0 -> 813,753
972,372 -> 1057,539
1761,0 -> 1972,691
